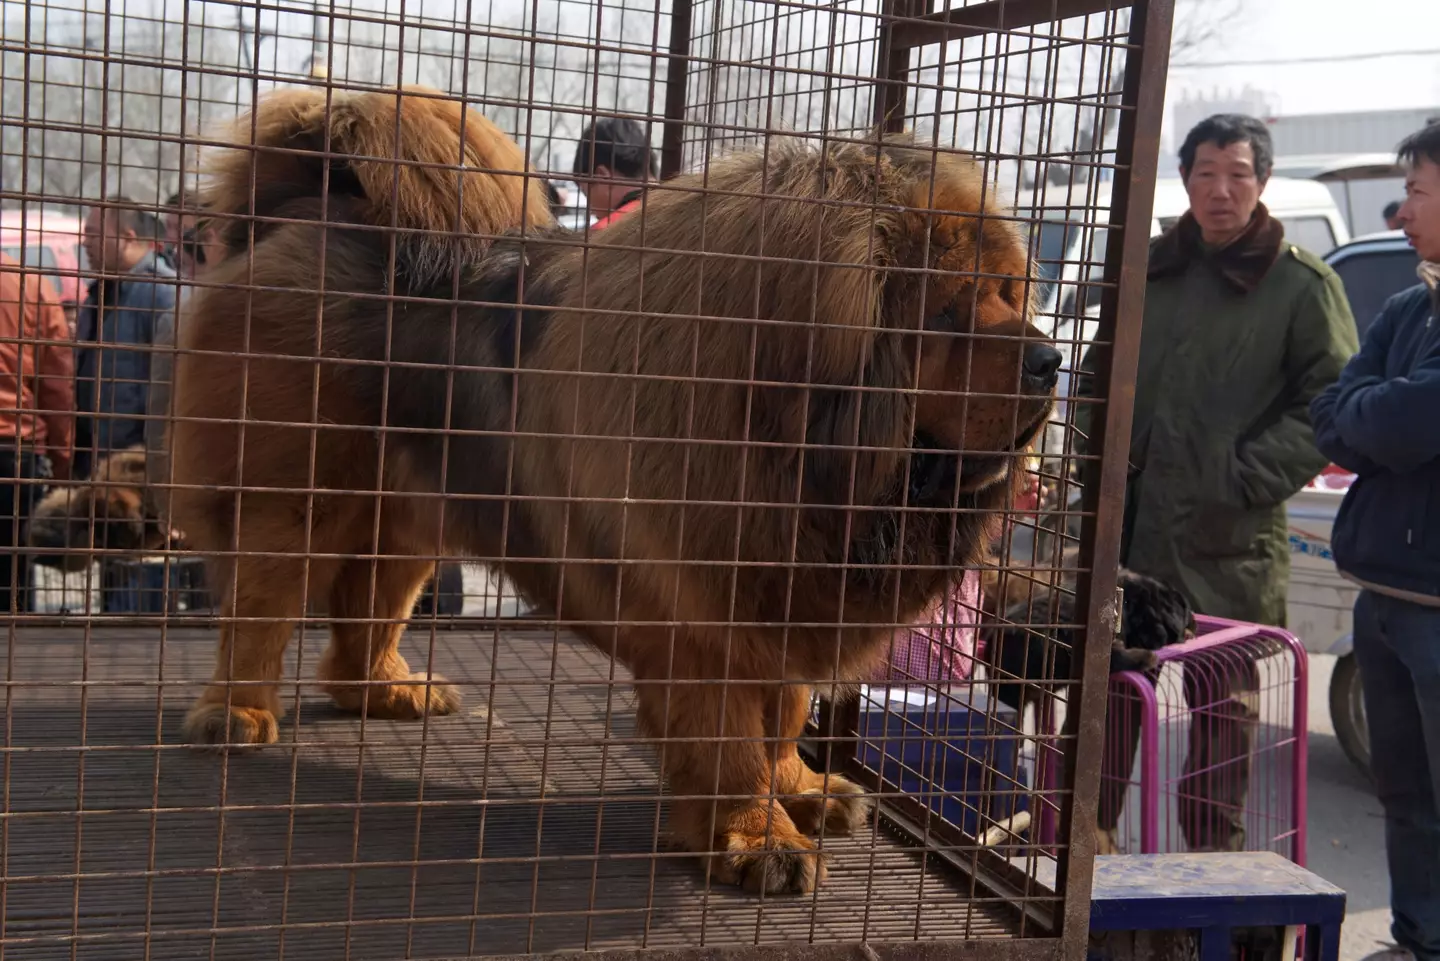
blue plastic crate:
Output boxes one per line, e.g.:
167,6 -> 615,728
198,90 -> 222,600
101,557 -> 211,614
857,684 -> 1028,839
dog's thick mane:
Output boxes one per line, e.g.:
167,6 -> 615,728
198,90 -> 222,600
499,137 -> 1029,629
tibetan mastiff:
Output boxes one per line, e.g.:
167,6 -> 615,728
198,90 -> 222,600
168,85 -> 1060,893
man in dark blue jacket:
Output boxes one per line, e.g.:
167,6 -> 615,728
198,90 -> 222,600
77,197 -> 176,480
1311,121 -> 1440,961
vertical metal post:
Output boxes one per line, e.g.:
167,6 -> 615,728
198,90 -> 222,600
871,0 -> 926,133
1054,0 -> 1175,953
660,0 -> 694,179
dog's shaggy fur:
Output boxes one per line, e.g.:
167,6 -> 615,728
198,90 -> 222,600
168,85 -> 1058,894
27,446 -> 170,571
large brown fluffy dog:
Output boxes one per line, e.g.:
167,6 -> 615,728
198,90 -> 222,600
170,86 -> 1060,894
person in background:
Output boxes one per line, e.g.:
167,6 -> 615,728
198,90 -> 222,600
1310,120 -> 1440,961
161,191 -> 185,272
1076,113 -> 1359,852
146,197 -> 223,525
0,252 -> 75,612
76,196 -> 176,482
541,180 -> 568,220
1385,199 -> 1405,231
572,117 -> 658,228
163,193 -> 223,281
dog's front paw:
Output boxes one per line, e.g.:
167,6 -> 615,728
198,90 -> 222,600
784,774 -> 872,837
709,828 -> 827,895
671,799 -> 831,895
1094,823 -> 1121,855
324,673 -> 462,720
182,701 -> 280,747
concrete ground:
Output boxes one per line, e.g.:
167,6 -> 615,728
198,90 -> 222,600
1304,653 -> 1391,961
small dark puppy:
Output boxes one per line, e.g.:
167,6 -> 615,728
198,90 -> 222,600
978,566 -> 1195,856
27,445 -> 171,571
981,567 -> 1196,715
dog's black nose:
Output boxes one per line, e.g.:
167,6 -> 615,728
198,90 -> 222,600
1022,343 -> 1063,389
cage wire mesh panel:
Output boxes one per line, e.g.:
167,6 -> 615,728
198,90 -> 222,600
0,0 -> 1171,957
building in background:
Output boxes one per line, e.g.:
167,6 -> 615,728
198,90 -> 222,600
1160,86 -> 1278,177
1266,106 -> 1440,156
1264,107 -> 1439,236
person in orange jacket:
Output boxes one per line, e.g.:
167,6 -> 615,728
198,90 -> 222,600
0,252 -> 75,611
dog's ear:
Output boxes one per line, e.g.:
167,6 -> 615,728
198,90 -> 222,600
733,141 -> 907,390
1118,570 -> 1195,651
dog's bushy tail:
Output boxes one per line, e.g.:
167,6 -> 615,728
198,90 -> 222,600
201,85 -> 552,262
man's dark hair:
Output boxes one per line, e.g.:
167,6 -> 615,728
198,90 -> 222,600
1397,120 -> 1440,169
572,118 -> 657,181
1383,200 -> 1403,221
95,195 -> 164,243
1178,113 -> 1274,182
540,179 -> 570,217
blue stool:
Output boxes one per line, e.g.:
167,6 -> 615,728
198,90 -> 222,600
1090,853 -> 1345,961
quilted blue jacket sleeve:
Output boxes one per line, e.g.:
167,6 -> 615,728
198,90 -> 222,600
1317,286 -> 1440,476
1309,306 -> 1391,476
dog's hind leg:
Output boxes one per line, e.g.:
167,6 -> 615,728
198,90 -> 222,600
317,556 -> 462,720
631,645 -> 828,895
182,552 -> 309,746
771,682 -> 872,838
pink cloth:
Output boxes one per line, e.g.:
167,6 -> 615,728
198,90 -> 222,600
883,569 -> 982,686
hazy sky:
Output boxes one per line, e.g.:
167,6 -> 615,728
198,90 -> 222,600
1166,0 -> 1440,118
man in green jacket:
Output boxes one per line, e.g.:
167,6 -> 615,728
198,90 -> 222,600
1077,113 -> 1359,851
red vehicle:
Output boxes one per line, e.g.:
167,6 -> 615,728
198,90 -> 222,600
0,209 -> 89,324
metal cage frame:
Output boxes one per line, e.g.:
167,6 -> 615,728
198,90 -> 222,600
0,0 -> 1175,957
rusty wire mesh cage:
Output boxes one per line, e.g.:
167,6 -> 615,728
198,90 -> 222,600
0,0 -> 1172,957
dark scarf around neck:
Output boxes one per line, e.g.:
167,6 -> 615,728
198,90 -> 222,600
1148,201 -> 1286,294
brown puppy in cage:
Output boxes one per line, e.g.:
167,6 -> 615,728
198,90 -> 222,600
169,85 -> 1060,894
27,445 -> 171,571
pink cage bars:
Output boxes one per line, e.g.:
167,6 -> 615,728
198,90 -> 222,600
1095,616 -> 1308,864
873,580 -> 1307,864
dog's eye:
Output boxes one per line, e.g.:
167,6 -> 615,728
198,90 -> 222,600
923,303 -> 980,334
1000,278 -> 1025,307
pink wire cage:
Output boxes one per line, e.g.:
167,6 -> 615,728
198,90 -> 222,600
870,557 -> 1309,869
1089,615 -> 1309,864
